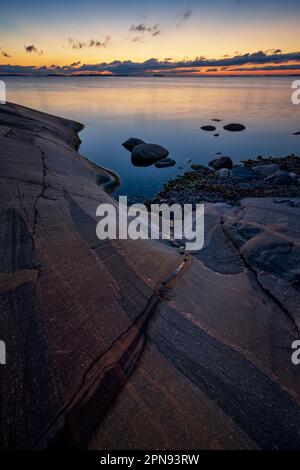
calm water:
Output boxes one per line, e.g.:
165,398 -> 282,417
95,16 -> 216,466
5,76 -> 300,201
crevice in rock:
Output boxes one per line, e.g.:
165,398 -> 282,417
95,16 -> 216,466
31,147 -> 48,240
29,255 -> 189,449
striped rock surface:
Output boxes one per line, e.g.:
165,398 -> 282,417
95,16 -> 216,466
0,103 -> 300,449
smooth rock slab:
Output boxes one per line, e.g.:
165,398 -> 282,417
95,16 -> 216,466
252,164 -> 280,179
232,166 -> 256,179
265,170 -> 293,185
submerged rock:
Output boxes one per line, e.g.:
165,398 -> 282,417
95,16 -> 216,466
155,158 -> 176,168
209,156 -> 233,170
122,137 -> 145,151
201,125 -> 216,132
131,143 -> 169,165
223,123 -> 246,132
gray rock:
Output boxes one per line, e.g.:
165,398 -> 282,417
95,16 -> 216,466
155,158 -> 176,168
223,123 -> 246,132
122,137 -> 145,151
216,168 -> 231,178
209,156 -> 233,170
252,164 -> 280,179
231,166 -> 256,179
264,170 -> 293,185
131,143 -> 169,164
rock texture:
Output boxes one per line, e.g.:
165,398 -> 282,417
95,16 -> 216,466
0,103 -> 180,449
90,198 -> 300,450
1,103 -> 300,450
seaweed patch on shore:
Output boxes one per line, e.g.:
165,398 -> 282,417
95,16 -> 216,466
147,155 -> 300,206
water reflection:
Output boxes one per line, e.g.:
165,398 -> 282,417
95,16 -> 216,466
5,76 -> 300,201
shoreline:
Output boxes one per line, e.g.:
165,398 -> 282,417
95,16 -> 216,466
147,154 -> 300,206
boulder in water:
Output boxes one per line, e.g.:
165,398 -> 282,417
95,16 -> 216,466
122,138 -> 145,151
223,123 -> 246,132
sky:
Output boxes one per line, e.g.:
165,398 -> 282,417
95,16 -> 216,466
0,0 -> 299,75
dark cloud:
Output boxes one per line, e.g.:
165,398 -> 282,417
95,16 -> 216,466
129,23 -> 161,38
25,45 -> 37,53
231,64 -> 300,72
1,50 -> 300,76
0,48 -> 11,58
177,9 -> 193,27
183,9 -> 193,21
24,45 -> 43,56
70,61 -> 81,67
68,36 -> 111,49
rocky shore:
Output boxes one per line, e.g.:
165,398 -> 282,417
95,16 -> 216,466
1,103 -> 300,450
148,155 -> 300,206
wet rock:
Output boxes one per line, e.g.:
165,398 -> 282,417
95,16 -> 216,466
155,158 -> 176,168
212,119 -> 222,122
209,156 -> 233,170
216,168 -> 231,178
265,170 -> 293,185
131,143 -> 169,165
122,137 -> 145,151
213,134 -> 220,137
231,167 -> 256,179
293,132 -> 300,136
252,164 -> 280,179
223,123 -> 246,132
191,163 -> 208,171
201,125 -> 216,132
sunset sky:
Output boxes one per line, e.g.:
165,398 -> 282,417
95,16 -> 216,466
0,0 -> 299,75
